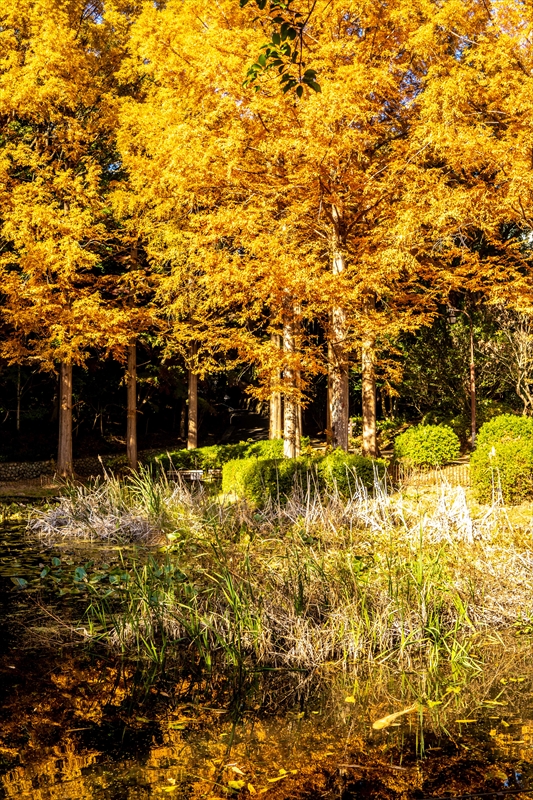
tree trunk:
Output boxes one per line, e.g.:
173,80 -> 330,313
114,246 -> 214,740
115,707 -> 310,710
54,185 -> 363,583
469,316 -> 476,447
326,342 -> 333,443
57,362 -> 73,477
270,333 -> 282,439
283,311 -> 300,458
361,295 -> 378,457
329,213 -> 349,451
126,342 -> 138,470
187,342 -> 198,450
180,401 -> 186,441
16,365 -> 21,432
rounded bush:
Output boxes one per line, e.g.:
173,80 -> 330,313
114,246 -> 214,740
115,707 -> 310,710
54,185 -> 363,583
394,424 -> 460,467
318,450 -> 386,494
471,414 -> 533,504
471,439 -> 533,505
475,413 -> 533,448
222,457 -> 309,503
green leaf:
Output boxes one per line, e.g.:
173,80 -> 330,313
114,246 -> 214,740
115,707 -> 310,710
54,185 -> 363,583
52,557 -> 61,567
257,53 -> 267,67
306,79 -> 321,92
239,0 -> 250,6
272,32 -> 281,46
296,85 -> 304,98
10,577 -> 28,589
74,566 -> 87,582
287,26 -> 297,39
40,567 -> 50,578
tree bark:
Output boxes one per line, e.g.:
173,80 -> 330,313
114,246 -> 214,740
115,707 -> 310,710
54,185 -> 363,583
180,401 -> 186,441
57,362 -> 73,477
187,342 -> 198,450
126,342 -> 138,470
361,295 -> 378,457
469,316 -> 476,447
283,311 -> 300,458
270,333 -> 283,439
16,365 -> 21,432
329,212 -> 349,451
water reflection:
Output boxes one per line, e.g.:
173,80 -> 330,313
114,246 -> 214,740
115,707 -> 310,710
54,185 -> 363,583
1,524 -> 533,799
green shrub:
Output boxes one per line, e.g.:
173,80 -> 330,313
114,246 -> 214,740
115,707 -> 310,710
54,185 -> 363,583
471,414 -> 533,504
471,438 -> 533,504
149,438 -> 313,474
222,457 -> 310,503
475,413 -> 533,448
394,424 -> 460,467
318,449 -> 386,493
149,442 -> 250,473
244,439 -> 284,459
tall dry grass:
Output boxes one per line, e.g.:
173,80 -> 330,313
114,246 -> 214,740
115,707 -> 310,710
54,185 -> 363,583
28,468 -> 533,674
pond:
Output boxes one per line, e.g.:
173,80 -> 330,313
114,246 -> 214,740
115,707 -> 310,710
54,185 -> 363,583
1,522 -> 533,800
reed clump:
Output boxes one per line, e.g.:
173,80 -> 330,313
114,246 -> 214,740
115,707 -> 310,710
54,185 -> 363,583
28,469 -> 533,674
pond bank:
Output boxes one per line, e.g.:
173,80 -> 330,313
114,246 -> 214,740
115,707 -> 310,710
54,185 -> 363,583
3,476 -> 533,798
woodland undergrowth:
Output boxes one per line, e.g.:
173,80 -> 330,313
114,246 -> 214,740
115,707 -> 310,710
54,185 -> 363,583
27,469 -> 533,675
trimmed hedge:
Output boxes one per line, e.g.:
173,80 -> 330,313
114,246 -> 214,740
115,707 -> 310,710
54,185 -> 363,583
149,438 -> 312,473
471,414 -> 533,504
221,457 -> 311,503
150,442 -> 250,473
475,413 -> 533,447
394,424 -> 460,467
471,439 -> 533,505
222,449 -> 384,503
318,449 -> 386,493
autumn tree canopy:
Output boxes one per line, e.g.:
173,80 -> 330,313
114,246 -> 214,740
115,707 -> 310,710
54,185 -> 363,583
1,0 -> 533,466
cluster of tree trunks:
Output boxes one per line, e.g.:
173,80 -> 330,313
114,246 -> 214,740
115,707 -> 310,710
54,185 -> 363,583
56,331 -> 377,477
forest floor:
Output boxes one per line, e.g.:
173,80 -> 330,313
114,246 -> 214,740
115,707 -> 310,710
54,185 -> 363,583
0,476 -> 61,499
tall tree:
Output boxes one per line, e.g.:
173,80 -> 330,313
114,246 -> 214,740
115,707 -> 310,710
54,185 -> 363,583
0,0 -> 143,475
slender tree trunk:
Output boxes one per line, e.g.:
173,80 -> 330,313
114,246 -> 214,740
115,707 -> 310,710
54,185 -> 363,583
57,362 -> 73,477
283,310 -> 300,458
16,365 -> 21,432
126,342 -> 138,470
361,294 -> 378,457
187,342 -> 198,450
180,401 -> 186,441
469,317 -> 476,447
326,342 -> 333,443
270,333 -> 283,439
329,212 -> 349,451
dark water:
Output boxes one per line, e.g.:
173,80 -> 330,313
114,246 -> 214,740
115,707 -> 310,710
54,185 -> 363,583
1,524 -> 533,800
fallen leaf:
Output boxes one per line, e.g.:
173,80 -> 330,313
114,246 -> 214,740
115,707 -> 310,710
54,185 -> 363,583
345,696 -> 356,704
228,780 -> 245,790
247,784 -> 256,795
372,704 -> 420,731
456,719 -> 477,724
